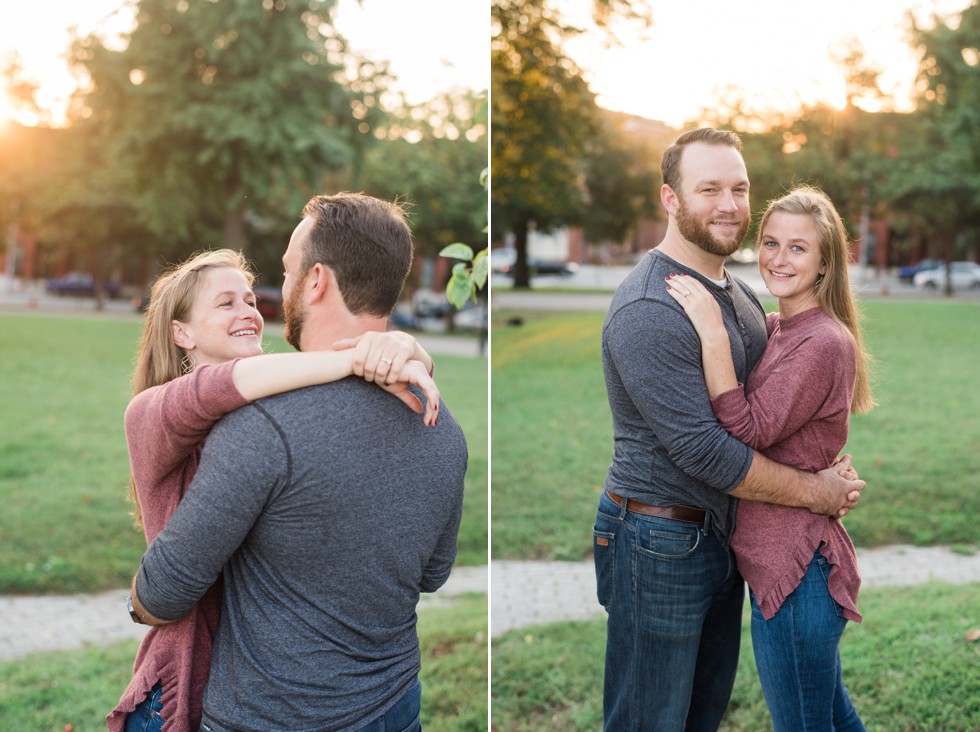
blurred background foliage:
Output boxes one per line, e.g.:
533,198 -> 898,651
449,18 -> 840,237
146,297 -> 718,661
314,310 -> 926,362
491,0 -> 980,287
0,0 -> 487,301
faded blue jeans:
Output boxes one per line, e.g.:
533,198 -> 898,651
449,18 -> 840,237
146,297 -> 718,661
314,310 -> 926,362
354,679 -> 422,732
594,491 -> 743,731
124,682 -> 165,732
750,552 -> 865,732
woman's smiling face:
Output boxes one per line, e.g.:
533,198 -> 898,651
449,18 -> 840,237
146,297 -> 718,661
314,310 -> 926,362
758,212 -> 826,317
173,266 -> 265,367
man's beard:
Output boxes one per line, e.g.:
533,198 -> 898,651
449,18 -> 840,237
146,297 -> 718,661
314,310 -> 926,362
676,197 -> 748,257
282,283 -> 306,351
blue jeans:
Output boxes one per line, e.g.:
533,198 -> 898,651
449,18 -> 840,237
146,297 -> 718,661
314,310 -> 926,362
750,552 -> 865,732
124,683 -> 165,732
354,679 -> 422,732
594,491 -> 743,731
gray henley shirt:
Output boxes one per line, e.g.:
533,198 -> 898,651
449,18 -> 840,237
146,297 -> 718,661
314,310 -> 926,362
602,249 -> 768,543
136,378 -> 468,732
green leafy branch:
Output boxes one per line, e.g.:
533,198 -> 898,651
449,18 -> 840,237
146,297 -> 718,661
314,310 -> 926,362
439,165 -> 489,309
439,243 -> 488,309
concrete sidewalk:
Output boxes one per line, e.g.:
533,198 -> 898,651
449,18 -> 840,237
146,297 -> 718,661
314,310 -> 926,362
6,546 -> 977,661
0,566 -> 488,663
490,544 -> 980,638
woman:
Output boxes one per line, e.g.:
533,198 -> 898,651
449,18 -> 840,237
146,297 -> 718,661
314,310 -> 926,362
108,249 -> 438,732
666,186 -> 873,731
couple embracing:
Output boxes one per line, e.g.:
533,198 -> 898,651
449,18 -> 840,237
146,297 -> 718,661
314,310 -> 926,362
597,128 -> 874,732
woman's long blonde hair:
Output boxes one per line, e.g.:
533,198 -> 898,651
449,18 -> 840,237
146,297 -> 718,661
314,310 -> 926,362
129,249 -> 256,527
757,186 -> 875,414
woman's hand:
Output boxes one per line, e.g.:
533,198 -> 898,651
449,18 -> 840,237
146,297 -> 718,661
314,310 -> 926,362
331,331 -> 433,385
665,274 -> 726,342
375,359 -> 440,427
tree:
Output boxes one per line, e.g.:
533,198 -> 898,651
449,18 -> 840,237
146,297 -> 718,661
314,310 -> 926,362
491,0 -> 599,288
580,111 -> 660,246
898,0 -> 980,292
68,0 -> 388,258
491,0 -> 655,288
359,91 -> 488,263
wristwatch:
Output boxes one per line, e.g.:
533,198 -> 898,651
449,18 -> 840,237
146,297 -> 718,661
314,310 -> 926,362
127,594 -> 145,625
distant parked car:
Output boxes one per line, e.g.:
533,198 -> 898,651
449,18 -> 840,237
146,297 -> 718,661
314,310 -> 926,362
912,261 -> 980,290
45,271 -> 119,298
452,301 -> 488,331
490,248 -> 579,277
899,258 -> 944,282
252,285 -> 283,320
132,291 -> 151,312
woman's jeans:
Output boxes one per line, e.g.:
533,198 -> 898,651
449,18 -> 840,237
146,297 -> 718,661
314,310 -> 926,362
124,683 -> 165,732
751,552 -> 865,732
594,491 -> 743,731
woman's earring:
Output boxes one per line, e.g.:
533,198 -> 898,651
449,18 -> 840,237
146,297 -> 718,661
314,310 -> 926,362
180,352 -> 193,374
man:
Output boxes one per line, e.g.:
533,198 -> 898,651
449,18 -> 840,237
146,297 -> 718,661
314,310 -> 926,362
596,128 -> 865,731
130,193 -> 468,732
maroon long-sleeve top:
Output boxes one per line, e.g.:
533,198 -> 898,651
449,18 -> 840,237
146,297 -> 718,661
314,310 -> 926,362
713,307 -> 862,622
107,361 -> 247,732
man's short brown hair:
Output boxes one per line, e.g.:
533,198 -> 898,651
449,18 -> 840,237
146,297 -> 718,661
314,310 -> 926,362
300,193 -> 414,316
660,128 -> 743,192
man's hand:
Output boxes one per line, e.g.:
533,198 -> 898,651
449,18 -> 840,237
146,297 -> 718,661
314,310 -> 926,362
814,454 -> 865,518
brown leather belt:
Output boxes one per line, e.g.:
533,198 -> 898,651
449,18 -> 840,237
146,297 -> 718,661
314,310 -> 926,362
605,490 -> 706,525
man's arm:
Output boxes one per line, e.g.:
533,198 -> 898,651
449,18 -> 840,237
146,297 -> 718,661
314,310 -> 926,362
421,480 -> 465,593
733,452 -> 865,517
605,299 -> 756,490
607,298 -> 862,515
129,574 -> 170,626
131,405 -> 286,623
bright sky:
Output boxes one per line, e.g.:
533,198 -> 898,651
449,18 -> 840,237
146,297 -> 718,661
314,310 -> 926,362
0,0 -> 488,126
561,0 -> 973,127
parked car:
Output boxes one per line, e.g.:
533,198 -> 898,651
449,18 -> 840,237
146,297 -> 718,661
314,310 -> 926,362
490,248 -> 579,277
490,248 -> 516,274
252,285 -> 283,320
411,288 -> 453,320
132,291 -> 151,312
899,258 -> 944,282
45,271 -> 120,298
452,301 -> 488,331
912,261 -> 980,290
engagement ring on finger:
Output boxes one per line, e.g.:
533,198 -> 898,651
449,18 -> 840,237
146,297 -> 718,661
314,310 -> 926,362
380,358 -> 393,365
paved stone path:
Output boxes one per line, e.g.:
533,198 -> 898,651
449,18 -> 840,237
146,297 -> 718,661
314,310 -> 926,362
0,566 -> 488,663
490,544 -> 980,638
4,546 -> 979,661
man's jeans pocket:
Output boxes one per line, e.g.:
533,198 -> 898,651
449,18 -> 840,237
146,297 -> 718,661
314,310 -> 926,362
593,526 -> 616,609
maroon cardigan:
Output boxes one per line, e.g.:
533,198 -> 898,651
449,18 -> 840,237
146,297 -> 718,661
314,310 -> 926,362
713,308 -> 862,623
107,361 -> 247,732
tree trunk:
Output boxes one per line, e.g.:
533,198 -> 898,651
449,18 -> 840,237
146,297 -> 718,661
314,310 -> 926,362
223,204 -> 247,252
513,217 -> 531,289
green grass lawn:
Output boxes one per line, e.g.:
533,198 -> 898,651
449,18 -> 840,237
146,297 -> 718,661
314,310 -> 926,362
0,593 -> 488,732
0,312 -> 488,594
491,300 -> 980,560
491,582 -> 980,731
